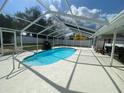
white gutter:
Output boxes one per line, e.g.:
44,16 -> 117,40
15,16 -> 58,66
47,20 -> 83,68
93,10 -> 124,36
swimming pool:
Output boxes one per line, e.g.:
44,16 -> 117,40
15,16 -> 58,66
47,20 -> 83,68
23,48 -> 76,66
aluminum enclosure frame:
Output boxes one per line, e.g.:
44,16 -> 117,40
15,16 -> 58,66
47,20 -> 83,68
0,0 -> 122,67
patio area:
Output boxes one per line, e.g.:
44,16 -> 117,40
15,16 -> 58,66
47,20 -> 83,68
0,47 -> 124,93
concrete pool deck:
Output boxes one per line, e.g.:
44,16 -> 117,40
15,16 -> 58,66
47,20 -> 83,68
0,47 -> 124,93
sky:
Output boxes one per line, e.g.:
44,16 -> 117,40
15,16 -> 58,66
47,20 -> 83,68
68,0 -> 124,14
0,0 -> 124,14
0,0 -> 124,30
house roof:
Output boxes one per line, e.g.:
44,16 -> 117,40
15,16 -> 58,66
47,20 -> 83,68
93,10 -> 124,36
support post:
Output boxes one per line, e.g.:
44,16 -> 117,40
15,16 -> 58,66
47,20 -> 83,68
80,40 -> 81,47
57,38 -> 59,46
64,39 -> 66,46
36,34 -> 39,51
93,37 -> 96,49
53,37 -> 54,47
59,38 -> 61,46
14,32 -> 17,52
110,31 -> 117,66
0,31 -> 3,55
46,36 -> 48,41
73,39 -> 74,47
20,33 -> 23,51
65,38 -> 67,46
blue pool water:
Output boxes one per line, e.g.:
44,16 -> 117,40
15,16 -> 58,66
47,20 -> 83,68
23,48 -> 76,66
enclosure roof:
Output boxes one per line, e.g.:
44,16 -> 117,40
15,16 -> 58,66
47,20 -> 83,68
65,23 -> 95,34
0,0 -> 124,38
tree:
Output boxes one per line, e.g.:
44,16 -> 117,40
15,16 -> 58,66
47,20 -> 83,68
0,6 -> 56,43
15,6 -> 52,34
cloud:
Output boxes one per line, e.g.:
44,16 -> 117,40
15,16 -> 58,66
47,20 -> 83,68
64,5 -> 118,29
52,0 -> 61,8
100,13 -> 117,22
45,4 -> 58,19
47,4 -> 117,30
49,4 -> 58,12
67,5 -> 101,19
60,5 -> 102,29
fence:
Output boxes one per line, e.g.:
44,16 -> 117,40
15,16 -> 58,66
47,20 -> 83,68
16,36 -> 92,47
